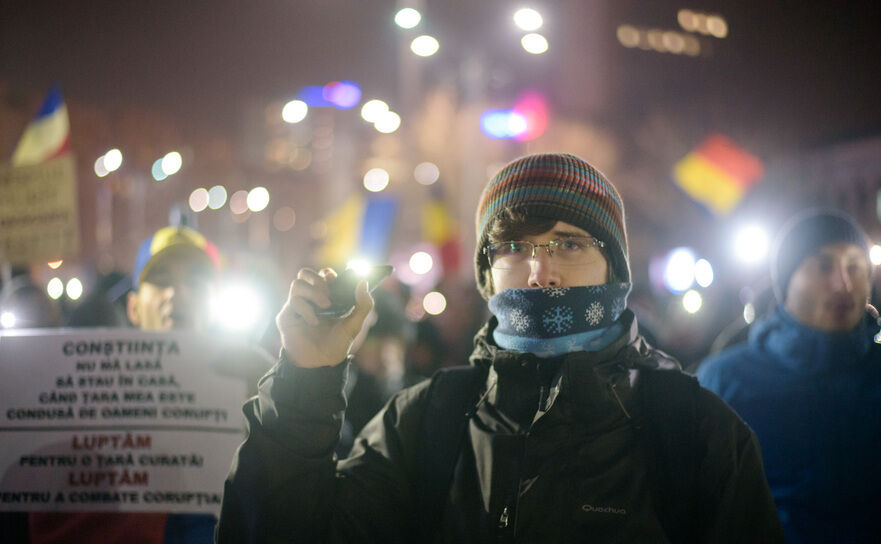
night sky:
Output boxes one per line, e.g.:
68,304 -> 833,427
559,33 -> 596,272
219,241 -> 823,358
4,0 -> 880,149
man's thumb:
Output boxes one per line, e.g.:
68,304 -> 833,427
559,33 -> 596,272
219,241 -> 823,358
343,279 -> 374,333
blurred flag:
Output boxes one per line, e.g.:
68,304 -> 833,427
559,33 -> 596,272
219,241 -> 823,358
421,190 -> 461,274
317,196 -> 399,266
673,134 -> 763,215
2,86 -> 79,264
11,86 -> 71,166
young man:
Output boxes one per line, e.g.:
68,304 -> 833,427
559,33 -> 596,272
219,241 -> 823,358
698,209 -> 881,543
218,153 -> 782,542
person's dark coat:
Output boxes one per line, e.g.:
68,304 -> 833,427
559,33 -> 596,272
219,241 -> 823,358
218,311 -> 782,542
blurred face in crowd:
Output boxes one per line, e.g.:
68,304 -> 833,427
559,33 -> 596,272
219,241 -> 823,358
785,242 -> 871,332
127,249 -> 215,331
489,221 -> 609,293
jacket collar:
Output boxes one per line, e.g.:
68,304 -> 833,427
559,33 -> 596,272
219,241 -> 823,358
749,306 -> 881,375
469,310 -> 661,430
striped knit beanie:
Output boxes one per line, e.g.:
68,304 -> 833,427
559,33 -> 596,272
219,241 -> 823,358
474,153 -> 629,299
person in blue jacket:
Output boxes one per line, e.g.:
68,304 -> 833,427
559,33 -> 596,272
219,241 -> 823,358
698,208 -> 881,544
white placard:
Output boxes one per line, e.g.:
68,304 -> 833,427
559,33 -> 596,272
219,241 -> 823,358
0,155 -> 80,264
0,328 -> 256,514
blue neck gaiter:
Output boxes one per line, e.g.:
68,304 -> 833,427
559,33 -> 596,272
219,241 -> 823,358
488,283 -> 632,358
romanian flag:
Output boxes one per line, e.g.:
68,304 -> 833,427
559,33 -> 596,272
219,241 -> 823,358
673,134 -> 763,215
11,86 -> 71,166
421,188 -> 461,274
317,195 -> 400,267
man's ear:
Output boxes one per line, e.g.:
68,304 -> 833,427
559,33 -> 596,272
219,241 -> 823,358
126,291 -> 141,327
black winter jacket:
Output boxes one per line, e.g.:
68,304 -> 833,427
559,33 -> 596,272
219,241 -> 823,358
217,311 -> 782,542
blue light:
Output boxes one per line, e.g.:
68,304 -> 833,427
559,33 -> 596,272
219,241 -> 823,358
297,86 -> 332,107
479,109 -> 528,139
151,159 -> 167,181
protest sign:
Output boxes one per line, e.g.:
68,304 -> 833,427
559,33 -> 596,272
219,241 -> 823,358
0,328 -> 253,514
0,154 -> 80,264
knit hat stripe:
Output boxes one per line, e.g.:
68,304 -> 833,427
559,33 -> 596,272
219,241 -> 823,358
480,186 -> 624,244
478,164 -> 624,221
478,168 -> 623,232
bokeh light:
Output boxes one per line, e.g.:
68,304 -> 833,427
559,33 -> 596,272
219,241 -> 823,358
47,260 -> 63,269
617,25 -> 640,48
480,109 -> 528,139
409,251 -> 433,275
161,151 -> 182,176
189,188 -> 209,212
870,244 -> 881,265
361,99 -> 389,123
743,302 -> 756,324
513,8 -> 543,31
66,277 -> 83,301
512,91 -> 549,141
394,7 -> 421,29
694,259 -> 714,288
0,311 -> 15,329
677,9 -> 697,32
247,187 -> 270,212
94,156 -> 109,178
664,247 -> 696,293
282,100 -> 308,123
208,185 -> 228,210
423,291 -> 447,315
521,33 -> 549,54
414,162 -> 440,185
103,148 -> 123,172
363,168 -> 390,192
707,16 -> 728,38
346,259 -> 373,277
273,206 -> 297,231
323,81 -> 362,109
151,159 -> 167,181
47,278 -> 64,300
230,190 -> 249,214
733,225 -> 770,264
410,35 -> 439,57
374,111 -> 401,133
682,290 -> 703,314
212,283 -> 263,333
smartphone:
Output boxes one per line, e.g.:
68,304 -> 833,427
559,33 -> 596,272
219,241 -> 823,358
314,264 -> 395,318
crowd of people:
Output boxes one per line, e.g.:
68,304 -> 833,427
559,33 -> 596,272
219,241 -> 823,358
1,152 -> 878,543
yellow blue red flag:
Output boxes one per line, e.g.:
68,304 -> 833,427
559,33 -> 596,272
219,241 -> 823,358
11,86 -> 71,166
673,134 -> 763,215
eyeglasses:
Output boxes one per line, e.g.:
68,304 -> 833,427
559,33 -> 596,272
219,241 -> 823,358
483,237 -> 606,269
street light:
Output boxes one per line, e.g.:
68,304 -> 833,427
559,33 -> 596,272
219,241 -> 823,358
394,8 -> 421,29
103,149 -> 123,172
374,111 -> 402,133
189,188 -> 209,212
363,168 -> 390,192
521,33 -> 549,54
282,100 -> 308,123
161,151 -> 182,176
361,99 -> 389,123
513,8 -> 543,31
410,35 -> 439,57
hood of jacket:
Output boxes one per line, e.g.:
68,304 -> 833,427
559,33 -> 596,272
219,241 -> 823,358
748,306 -> 881,376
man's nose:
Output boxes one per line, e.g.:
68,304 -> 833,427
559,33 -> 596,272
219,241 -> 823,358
527,249 -> 559,288
830,262 -> 854,292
